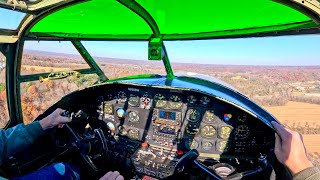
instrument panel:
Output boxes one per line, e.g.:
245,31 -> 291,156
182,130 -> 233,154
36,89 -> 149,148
94,84 -> 274,157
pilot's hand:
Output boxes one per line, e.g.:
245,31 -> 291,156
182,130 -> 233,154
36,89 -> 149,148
39,108 -> 71,130
99,171 -> 124,180
272,121 -> 313,176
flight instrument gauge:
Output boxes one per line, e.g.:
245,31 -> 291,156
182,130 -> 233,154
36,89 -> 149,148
201,125 -> 216,138
235,125 -> 250,139
168,95 -> 183,109
117,91 -> 127,102
200,96 -> 210,106
128,111 -> 139,122
103,103 -> 113,114
237,113 -> 247,122
187,95 -> 197,106
154,93 -> 167,108
127,129 -> 139,139
185,139 -> 199,149
186,123 -> 200,136
219,126 -> 232,139
216,140 -> 231,152
128,96 -> 140,107
140,93 -> 152,109
203,110 -> 218,123
202,141 -> 214,151
186,108 -> 201,122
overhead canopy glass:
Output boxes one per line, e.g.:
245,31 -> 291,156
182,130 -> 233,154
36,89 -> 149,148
0,8 -> 25,30
28,0 -> 319,40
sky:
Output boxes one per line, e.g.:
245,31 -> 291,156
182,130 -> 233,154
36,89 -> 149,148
1,8 -> 320,66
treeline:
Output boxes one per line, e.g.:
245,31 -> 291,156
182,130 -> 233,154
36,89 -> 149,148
284,122 -> 320,134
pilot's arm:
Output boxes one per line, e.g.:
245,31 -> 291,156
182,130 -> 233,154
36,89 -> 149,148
272,121 -> 320,180
0,108 -> 70,165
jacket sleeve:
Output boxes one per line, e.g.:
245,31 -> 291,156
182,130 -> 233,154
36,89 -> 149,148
0,122 -> 44,165
293,167 -> 320,180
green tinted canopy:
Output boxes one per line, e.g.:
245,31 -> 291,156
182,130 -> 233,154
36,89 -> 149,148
28,0 -> 320,40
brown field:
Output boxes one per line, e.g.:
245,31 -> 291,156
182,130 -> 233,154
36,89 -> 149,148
263,101 -> 320,155
263,101 -> 320,125
21,64 -> 88,74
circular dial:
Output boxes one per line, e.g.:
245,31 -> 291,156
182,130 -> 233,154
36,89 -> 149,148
187,108 -> 201,122
168,95 -> 183,109
200,96 -> 210,106
117,91 -> 127,102
203,110 -> 217,123
128,111 -> 139,122
186,123 -> 200,135
237,113 -> 247,122
187,95 -> 197,106
128,96 -> 140,106
235,125 -> 250,139
127,129 -> 139,139
154,93 -> 167,108
219,126 -> 232,139
103,103 -> 113,114
202,141 -> 214,151
201,125 -> 216,138
140,93 -> 152,109
216,140 -> 231,152
185,139 -> 199,149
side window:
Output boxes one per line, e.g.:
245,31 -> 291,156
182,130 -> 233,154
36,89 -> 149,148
21,41 -> 99,124
0,52 -> 9,128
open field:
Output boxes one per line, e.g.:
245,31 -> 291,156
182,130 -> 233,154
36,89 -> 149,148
263,101 -> 320,155
263,101 -> 320,125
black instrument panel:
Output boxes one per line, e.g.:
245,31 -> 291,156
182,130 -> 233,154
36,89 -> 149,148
92,84 -> 274,158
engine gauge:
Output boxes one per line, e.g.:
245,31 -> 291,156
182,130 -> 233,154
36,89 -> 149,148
127,129 -> 139,139
128,96 -> 140,106
117,91 -> 127,102
201,125 -> 216,138
202,141 -> 214,151
168,95 -> 183,109
219,126 -> 232,139
237,113 -> 247,122
200,96 -> 210,106
103,103 -> 113,114
216,140 -> 231,152
185,139 -> 199,149
203,110 -> 218,123
140,93 -> 152,109
186,123 -> 200,135
235,125 -> 250,139
187,95 -> 197,106
186,108 -> 201,122
128,111 -> 139,122
154,93 -> 167,108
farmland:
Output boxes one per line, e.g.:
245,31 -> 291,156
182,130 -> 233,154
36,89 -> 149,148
264,102 -> 320,157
